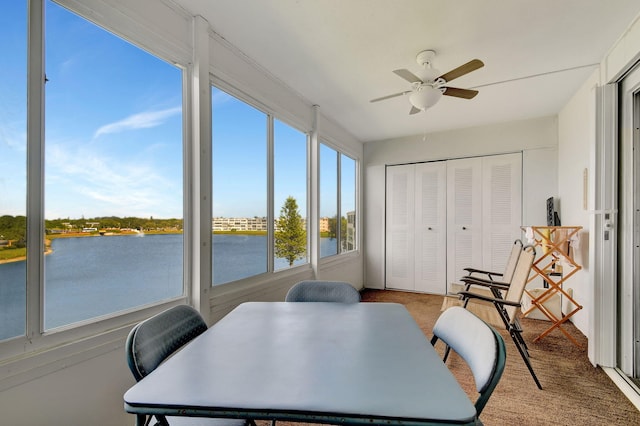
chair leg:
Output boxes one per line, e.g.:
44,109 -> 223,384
513,318 -> 529,345
510,330 -> 543,389
443,344 -> 451,362
136,414 -> 147,426
511,321 -> 531,356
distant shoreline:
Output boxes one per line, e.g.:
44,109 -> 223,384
0,230 -> 277,264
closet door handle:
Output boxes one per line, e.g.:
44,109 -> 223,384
462,226 -> 467,230
428,227 -> 432,231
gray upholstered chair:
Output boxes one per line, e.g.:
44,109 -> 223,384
285,280 -> 361,303
431,306 -> 506,423
125,305 -> 255,426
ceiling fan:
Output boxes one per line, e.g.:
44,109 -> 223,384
370,50 -> 484,115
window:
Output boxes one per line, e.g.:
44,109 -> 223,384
0,0 -> 27,341
274,119 -> 308,270
319,143 -> 357,257
211,87 -> 310,284
320,144 -> 338,257
211,87 -> 268,284
0,0 -> 185,340
341,154 -> 357,252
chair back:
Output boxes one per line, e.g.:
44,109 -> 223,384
503,244 -> 536,324
285,280 -> 361,303
126,305 -> 208,381
501,239 -> 524,283
431,306 -> 506,416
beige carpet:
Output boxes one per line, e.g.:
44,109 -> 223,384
258,289 -> 640,426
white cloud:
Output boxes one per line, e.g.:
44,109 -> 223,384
0,121 -> 27,152
93,106 -> 181,139
45,143 -> 181,218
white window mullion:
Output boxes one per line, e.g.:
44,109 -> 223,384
309,106 -> 319,275
267,115 -> 275,272
26,0 -> 45,343
336,152 -> 342,252
190,15 -> 211,320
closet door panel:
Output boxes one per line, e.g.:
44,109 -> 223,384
446,157 -> 483,291
482,153 -> 523,273
385,165 -> 415,290
414,162 -> 447,294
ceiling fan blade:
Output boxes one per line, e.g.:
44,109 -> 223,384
443,86 -> 479,99
393,69 -> 423,84
370,91 -> 411,103
409,106 -> 421,115
438,59 -> 484,83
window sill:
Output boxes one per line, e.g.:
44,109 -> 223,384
0,298 -> 187,392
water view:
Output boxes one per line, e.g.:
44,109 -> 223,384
0,234 -> 339,340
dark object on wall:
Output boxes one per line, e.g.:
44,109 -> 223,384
546,197 -> 560,226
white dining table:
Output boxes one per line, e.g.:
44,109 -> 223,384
124,302 -> 476,425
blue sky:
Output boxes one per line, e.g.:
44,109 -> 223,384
1,0 -> 353,220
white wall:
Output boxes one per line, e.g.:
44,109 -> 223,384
557,69 -> 599,336
0,349 -> 135,426
363,116 -> 559,288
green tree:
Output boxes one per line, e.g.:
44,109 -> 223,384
327,215 -> 347,242
0,215 -> 26,247
327,216 -> 337,240
275,196 -> 306,266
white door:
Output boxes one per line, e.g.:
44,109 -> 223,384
414,162 -> 447,293
387,155 -> 521,295
620,63 -> 640,377
481,153 -> 523,274
446,157 -> 483,291
385,164 -> 415,291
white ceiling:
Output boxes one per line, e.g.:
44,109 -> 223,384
174,0 -> 640,142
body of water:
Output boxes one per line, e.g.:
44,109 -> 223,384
0,234 -> 339,340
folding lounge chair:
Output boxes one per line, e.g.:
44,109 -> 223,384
441,239 -> 524,361
460,238 -> 523,298
458,245 -> 543,389
431,306 -> 507,424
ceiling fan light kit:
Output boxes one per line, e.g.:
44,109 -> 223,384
370,49 -> 484,115
409,87 -> 443,111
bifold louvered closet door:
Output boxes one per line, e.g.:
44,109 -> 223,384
386,153 -> 522,295
385,162 -> 447,293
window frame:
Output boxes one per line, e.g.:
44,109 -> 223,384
0,0 -> 192,379
319,143 -> 339,258
318,140 -> 360,259
210,80 -> 312,285
340,152 -> 358,253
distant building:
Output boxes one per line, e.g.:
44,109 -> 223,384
211,217 -> 308,232
319,217 -> 330,233
212,217 -> 268,232
345,210 -> 356,251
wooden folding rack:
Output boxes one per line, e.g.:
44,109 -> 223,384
521,226 -> 583,347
